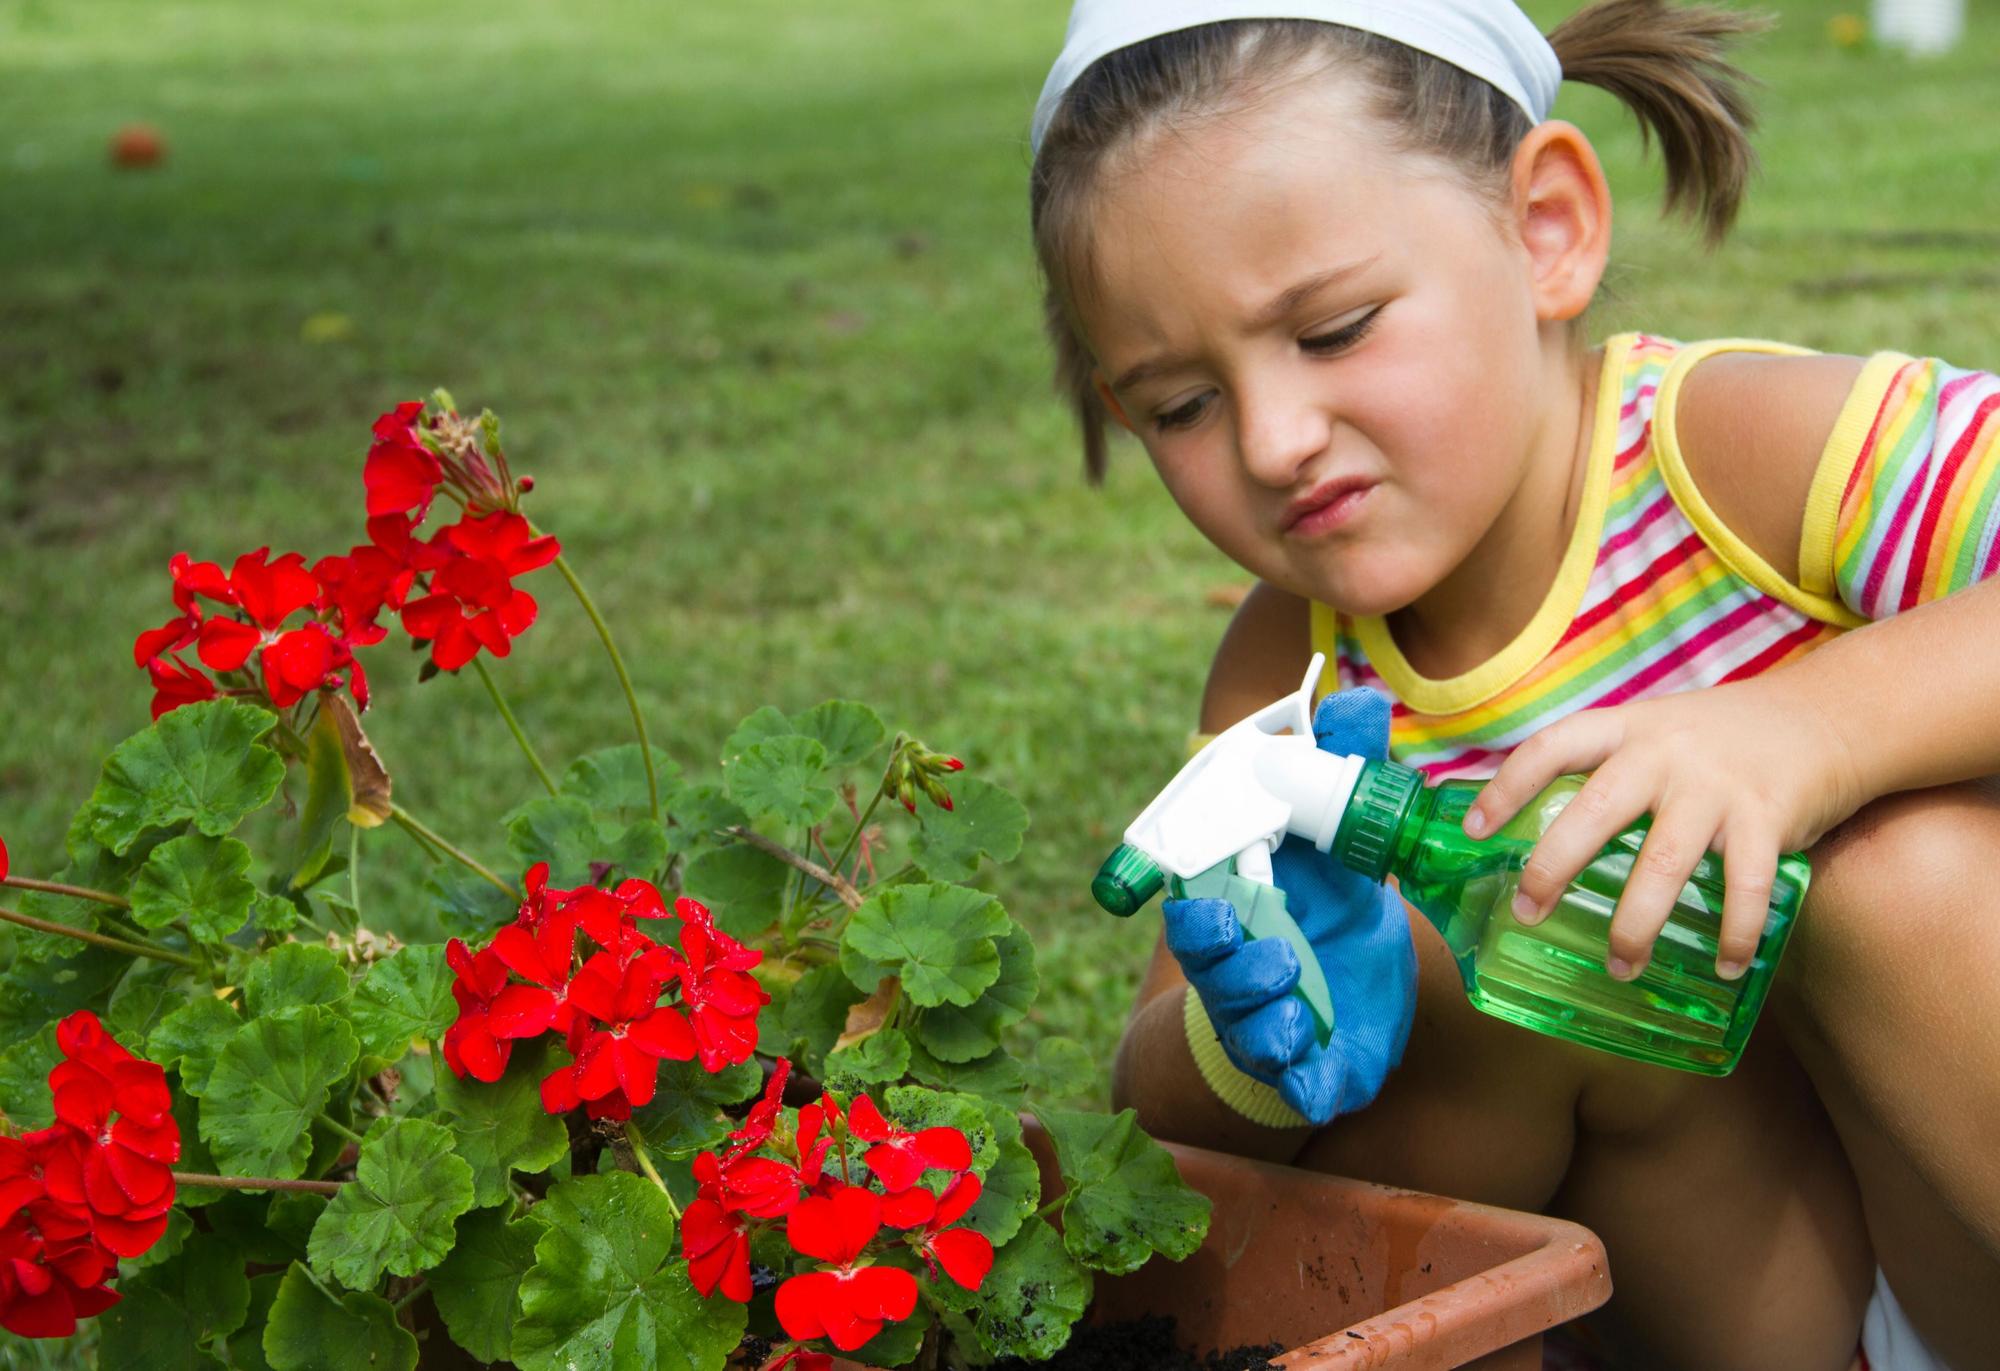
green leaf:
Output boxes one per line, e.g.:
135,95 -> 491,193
627,1057 -> 763,1159
846,1293 -> 929,1367
262,1262 -> 416,1371
909,776 -> 1027,884
105,957 -> 196,1049
1026,1037 -> 1097,1103
291,705 -> 353,890
8,827 -> 150,962
148,996 -> 242,1097
905,1040 -> 1027,1101
504,795 -> 669,887
913,922 -> 1036,1063
253,891 -> 304,935
681,844 -> 788,941
307,1118 -> 474,1289
964,1105 -> 1039,1247
348,945 -> 454,1060
201,1006 -> 359,1179
429,1206 -> 547,1363
958,1218 -> 1089,1360
0,1024 -> 60,1130
87,700 -> 286,855
1037,1108 -> 1211,1275
793,700 -> 887,769
726,736 -> 835,830
824,1027 -> 911,1087
513,1172 -> 746,1371
660,783 -> 750,865
0,943 -> 128,1050
228,1271 -> 284,1371
130,833 -> 256,942
560,745 -> 682,820
169,1091 -> 226,1207
841,884 -> 1010,1008
205,1193 -> 308,1265
435,1037 -> 570,1206
720,706 -> 794,765
130,1206 -> 194,1271
245,944 -> 349,1017
758,964 -> 863,1079
98,1232 -> 251,1370
425,866 -> 518,940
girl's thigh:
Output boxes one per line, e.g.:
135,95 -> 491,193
1779,779 -> 2000,1370
1299,912 -> 1870,1370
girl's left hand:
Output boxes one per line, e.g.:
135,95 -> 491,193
1460,677 -> 1866,981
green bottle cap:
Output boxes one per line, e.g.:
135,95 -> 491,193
1333,759 -> 1424,881
1092,843 -> 1165,917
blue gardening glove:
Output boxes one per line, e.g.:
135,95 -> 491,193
1162,688 -> 1418,1125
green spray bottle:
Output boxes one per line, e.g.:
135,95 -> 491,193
1092,654 -> 1809,1075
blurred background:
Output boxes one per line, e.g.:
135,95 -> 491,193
1,0 -> 1996,1102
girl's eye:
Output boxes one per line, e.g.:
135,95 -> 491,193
1300,306 -> 1383,355
1153,393 -> 1210,433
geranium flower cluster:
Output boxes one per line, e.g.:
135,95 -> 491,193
684,1061 -> 994,1360
882,742 -> 965,815
442,863 -> 767,1121
131,399 -> 559,720
0,1011 -> 179,1338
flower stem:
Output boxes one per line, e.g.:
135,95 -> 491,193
552,552 -> 659,823
0,904 -> 198,968
389,805 -> 513,896
317,1113 -> 366,1146
348,822 -> 362,924
391,1279 -> 429,1314
828,741 -> 901,880
624,1122 -> 680,1218
172,1171 -> 343,1195
472,657 -> 558,796
0,876 -> 130,910
724,826 -> 862,913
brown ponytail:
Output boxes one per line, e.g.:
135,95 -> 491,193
1031,2 -> 1774,484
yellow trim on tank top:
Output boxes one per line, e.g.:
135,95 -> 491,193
1650,338 -> 1867,630
1321,332 -> 1637,716
1797,350 -> 1915,601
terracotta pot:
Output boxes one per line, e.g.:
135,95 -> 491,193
841,1121 -> 1611,1370
1074,1130 -> 1611,1369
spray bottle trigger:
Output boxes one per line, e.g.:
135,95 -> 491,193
1169,859 -> 1336,1047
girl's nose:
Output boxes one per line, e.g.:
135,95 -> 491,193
1235,388 -> 1333,488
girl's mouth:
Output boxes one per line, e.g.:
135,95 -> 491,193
1282,478 -> 1374,538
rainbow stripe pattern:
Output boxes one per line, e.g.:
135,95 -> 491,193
1312,333 -> 1999,780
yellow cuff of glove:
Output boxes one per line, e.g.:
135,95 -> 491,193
1181,987 -> 1309,1129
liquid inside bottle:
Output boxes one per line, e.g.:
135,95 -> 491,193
1336,763 -> 1809,1075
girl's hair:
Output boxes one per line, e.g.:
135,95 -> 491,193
1029,0 -> 1773,484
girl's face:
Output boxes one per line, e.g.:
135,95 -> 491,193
1076,77 -> 1559,616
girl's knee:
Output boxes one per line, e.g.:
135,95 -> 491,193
1802,780 -> 2000,966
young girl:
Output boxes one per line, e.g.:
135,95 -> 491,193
1027,2 -> 2000,1367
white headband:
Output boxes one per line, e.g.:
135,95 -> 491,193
1031,0 -> 1562,152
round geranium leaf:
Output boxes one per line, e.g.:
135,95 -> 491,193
823,1027 -> 911,1088
98,1232 -> 251,1370
262,1262 -> 416,1371
88,700 -> 286,855
244,943 -> 349,1017
1036,1107 -> 1212,1276
910,776 -> 1028,884
308,1117 -> 474,1289
348,944 -> 455,1060
130,832 -> 256,942
200,1005 -> 358,1179
559,745 -> 683,822
513,1172 -> 746,1371
681,844 -> 789,940
726,735 -> 836,830
913,922 -> 1036,1062
429,1206 -> 547,1363
435,1038 -> 570,1207
793,699 -> 886,769
148,995 -> 242,1097
840,883 -> 1010,1008
956,1219 -> 1089,1360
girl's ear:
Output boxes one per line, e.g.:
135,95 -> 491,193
1093,374 -> 1136,433
1507,121 -> 1612,323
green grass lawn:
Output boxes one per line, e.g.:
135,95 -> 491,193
2,0 -> 1997,1110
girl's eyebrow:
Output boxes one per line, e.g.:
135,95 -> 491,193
1110,254 -> 1380,393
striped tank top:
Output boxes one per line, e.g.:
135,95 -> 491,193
1314,332 -> 2000,780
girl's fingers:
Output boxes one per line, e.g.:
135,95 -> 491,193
1509,764 -> 1648,919
1466,711 -> 1622,840
1715,831 -> 1780,980
1604,811 -> 1720,979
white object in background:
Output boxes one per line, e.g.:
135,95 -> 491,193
1872,0 -> 1964,55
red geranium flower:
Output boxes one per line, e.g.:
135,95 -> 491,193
193,548 -> 320,673
0,1199 -> 120,1339
883,1173 -> 992,1290
766,1348 -> 833,1371
845,1095 -> 971,1193
557,951 -> 696,1109
730,1059 -> 791,1153
441,938 -> 514,1082
144,656 -> 217,719
485,909 -> 582,1042
40,1014 -> 178,1257
363,401 -> 443,519
692,1148 -> 802,1221
774,1185 -> 919,1352
681,1196 -> 753,1301
663,902 -> 767,1072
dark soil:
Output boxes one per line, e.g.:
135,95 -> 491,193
991,1316 -> 1282,1371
